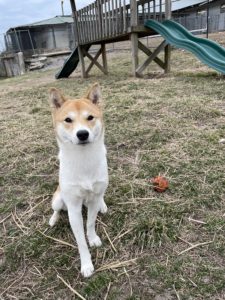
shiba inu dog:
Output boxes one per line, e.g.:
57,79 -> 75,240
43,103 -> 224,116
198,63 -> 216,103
48,83 -> 108,277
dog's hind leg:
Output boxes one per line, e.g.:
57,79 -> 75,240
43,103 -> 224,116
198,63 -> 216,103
49,186 -> 65,227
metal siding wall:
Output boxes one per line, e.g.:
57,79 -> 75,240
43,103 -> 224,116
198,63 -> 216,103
53,25 -> 70,49
219,13 -> 225,30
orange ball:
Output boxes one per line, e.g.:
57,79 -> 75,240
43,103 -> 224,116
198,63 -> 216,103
151,176 -> 169,192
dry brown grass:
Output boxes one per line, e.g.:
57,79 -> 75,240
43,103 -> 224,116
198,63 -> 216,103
1,32 -> 225,299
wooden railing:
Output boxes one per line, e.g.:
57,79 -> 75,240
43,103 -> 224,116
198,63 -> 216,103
75,0 -> 168,45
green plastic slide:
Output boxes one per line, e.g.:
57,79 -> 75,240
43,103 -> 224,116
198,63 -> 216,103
55,45 -> 90,79
145,19 -> 225,74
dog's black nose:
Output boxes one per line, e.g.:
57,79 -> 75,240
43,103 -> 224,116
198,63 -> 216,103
77,130 -> 89,141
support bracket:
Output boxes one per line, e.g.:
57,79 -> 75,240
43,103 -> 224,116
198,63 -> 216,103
79,43 -> 108,78
136,40 -> 168,77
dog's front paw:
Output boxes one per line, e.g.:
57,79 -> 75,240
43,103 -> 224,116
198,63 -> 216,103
49,212 -> 59,227
99,202 -> 108,214
88,235 -> 102,247
81,263 -> 94,278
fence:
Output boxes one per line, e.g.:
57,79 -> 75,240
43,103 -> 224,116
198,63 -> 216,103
174,14 -> 225,33
3,24 -> 75,56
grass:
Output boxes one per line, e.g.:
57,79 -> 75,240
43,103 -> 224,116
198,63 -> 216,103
1,33 -> 225,299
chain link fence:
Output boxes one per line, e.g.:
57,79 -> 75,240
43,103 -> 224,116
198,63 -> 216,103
174,14 -> 225,33
2,24 -> 75,56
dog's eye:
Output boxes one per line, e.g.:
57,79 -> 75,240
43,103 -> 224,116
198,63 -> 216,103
64,117 -> 72,123
87,115 -> 94,121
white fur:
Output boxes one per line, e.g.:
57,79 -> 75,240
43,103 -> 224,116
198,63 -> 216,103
49,115 -> 108,278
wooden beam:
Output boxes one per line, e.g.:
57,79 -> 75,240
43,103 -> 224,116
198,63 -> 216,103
136,40 -> 168,76
128,25 -> 154,34
83,47 -> 108,75
84,47 -> 102,74
138,41 -> 165,69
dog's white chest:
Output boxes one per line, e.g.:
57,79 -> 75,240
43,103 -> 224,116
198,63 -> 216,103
58,142 -> 108,200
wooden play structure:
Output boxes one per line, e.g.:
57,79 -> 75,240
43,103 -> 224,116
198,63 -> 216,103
56,0 -> 172,78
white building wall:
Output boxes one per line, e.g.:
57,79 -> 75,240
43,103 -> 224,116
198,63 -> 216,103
54,25 -> 70,49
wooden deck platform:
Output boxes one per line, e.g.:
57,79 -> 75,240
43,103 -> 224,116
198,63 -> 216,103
58,0 -> 172,78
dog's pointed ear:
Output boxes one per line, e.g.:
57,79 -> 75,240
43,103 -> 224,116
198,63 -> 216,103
49,88 -> 66,109
86,83 -> 101,104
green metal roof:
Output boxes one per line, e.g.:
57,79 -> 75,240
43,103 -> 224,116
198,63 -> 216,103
7,15 -> 73,32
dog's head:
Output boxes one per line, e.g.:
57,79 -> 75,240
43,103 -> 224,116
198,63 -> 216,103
49,83 -> 103,146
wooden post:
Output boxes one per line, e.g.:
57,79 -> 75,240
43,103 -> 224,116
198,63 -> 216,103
4,35 -> 8,51
130,0 -> 138,77
101,43 -> 108,74
165,0 -> 171,73
164,44 -> 171,73
14,29 -> 21,52
123,0 -> 126,33
97,0 -> 103,39
27,29 -> 35,55
108,0 -> 112,37
159,0 -> 162,22
131,34 -> 138,76
70,0 -> 87,78
165,0 -> 171,20
17,52 -> 25,75
104,0 -> 108,37
70,0 -> 79,46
